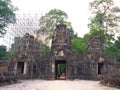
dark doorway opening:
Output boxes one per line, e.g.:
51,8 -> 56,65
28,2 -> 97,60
98,62 -> 104,75
17,62 -> 24,74
55,60 -> 66,79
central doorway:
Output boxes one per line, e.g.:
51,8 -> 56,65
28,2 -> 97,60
98,62 -> 104,75
17,62 -> 24,74
55,60 -> 66,79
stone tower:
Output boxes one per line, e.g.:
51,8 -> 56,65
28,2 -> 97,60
79,35 -> 115,79
51,24 -> 71,79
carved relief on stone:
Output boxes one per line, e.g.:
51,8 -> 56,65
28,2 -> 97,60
87,36 -> 101,51
58,50 -> 64,56
51,24 -> 71,57
58,32 -> 65,44
99,56 -> 104,63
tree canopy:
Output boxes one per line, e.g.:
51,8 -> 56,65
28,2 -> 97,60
0,0 -> 16,36
0,45 -> 11,60
89,0 -> 120,43
88,0 -> 120,61
71,37 -> 86,54
36,9 -> 77,44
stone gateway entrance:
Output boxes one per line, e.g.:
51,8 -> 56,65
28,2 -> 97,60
55,60 -> 66,79
51,24 -> 71,79
2,24 -> 119,86
50,24 -> 119,80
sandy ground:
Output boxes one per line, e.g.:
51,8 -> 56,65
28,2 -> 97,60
0,80 -> 119,90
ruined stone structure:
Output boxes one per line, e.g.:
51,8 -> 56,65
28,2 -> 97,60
0,24 -> 120,87
50,24 -> 120,80
51,24 -> 73,79
8,33 -> 50,79
0,61 -> 8,72
75,36 -> 117,79
0,61 -> 18,85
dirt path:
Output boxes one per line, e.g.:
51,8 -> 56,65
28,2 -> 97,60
0,80 -> 119,90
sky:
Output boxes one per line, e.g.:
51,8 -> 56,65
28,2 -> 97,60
0,0 -> 119,48
11,0 -> 92,37
11,0 -> 120,37
6,0 -> 120,37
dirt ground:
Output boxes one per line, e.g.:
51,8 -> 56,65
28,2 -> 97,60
0,80 -> 119,90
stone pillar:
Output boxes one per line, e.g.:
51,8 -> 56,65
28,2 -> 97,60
51,57 -> 55,79
23,62 -> 28,75
14,62 -> 18,71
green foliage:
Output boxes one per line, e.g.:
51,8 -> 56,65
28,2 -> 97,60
89,0 -> 120,61
89,25 -> 114,44
89,0 -> 120,42
59,64 -> 66,73
11,36 -> 51,58
68,27 -> 78,39
104,37 -> 120,61
114,37 -> 120,49
71,37 -> 87,54
29,40 -> 51,60
36,9 -> 77,42
0,45 -> 11,60
0,0 -> 16,35
114,37 -> 120,61
116,50 -> 120,62
47,9 -> 68,24
104,42 -> 116,55
71,33 -> 90,55
36,40 -> 51,56
0,45 -> 7,60
89,12 -> 105,27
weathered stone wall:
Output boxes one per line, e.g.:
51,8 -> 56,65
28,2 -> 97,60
75,36 -> 119,80
6,33 -> 51,79
0,24 -> 119,85
0,62 -> 7,72
51,24 -> 72,79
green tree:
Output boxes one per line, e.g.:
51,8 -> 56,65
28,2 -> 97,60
0,0 -> 16,36
89,0 -> 120,42
35,40 -> 51,58
68,27 -> 78,39
114,37 -> 120,61
114,37 -> 120,49
71,37 -> 87,54
0,45 -> 10,60
104,36 -> 120,61
36,9 -> 77,43
88,0 -> 120,61
89,25 -> 114,44
71,33 -> 90,55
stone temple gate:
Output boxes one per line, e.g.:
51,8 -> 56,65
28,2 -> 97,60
51,25 -> 71,79
50,24 -> 120,80
0,24 -> 120,82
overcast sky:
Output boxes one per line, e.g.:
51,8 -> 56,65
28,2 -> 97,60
11,0 -> 120,37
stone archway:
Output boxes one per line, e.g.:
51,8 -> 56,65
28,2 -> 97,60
55,60 -> 66,79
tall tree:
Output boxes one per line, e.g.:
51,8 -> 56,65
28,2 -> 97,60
71,34 -> 90,54
114,36 -> 120,61
104,36 -> 120,61
0,45 -> 11,60
68,27 -> 78,39
89,0 -> 120,43
71,37 -> 86,54
36,9 -> 77,44
0,0 -> 16,36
